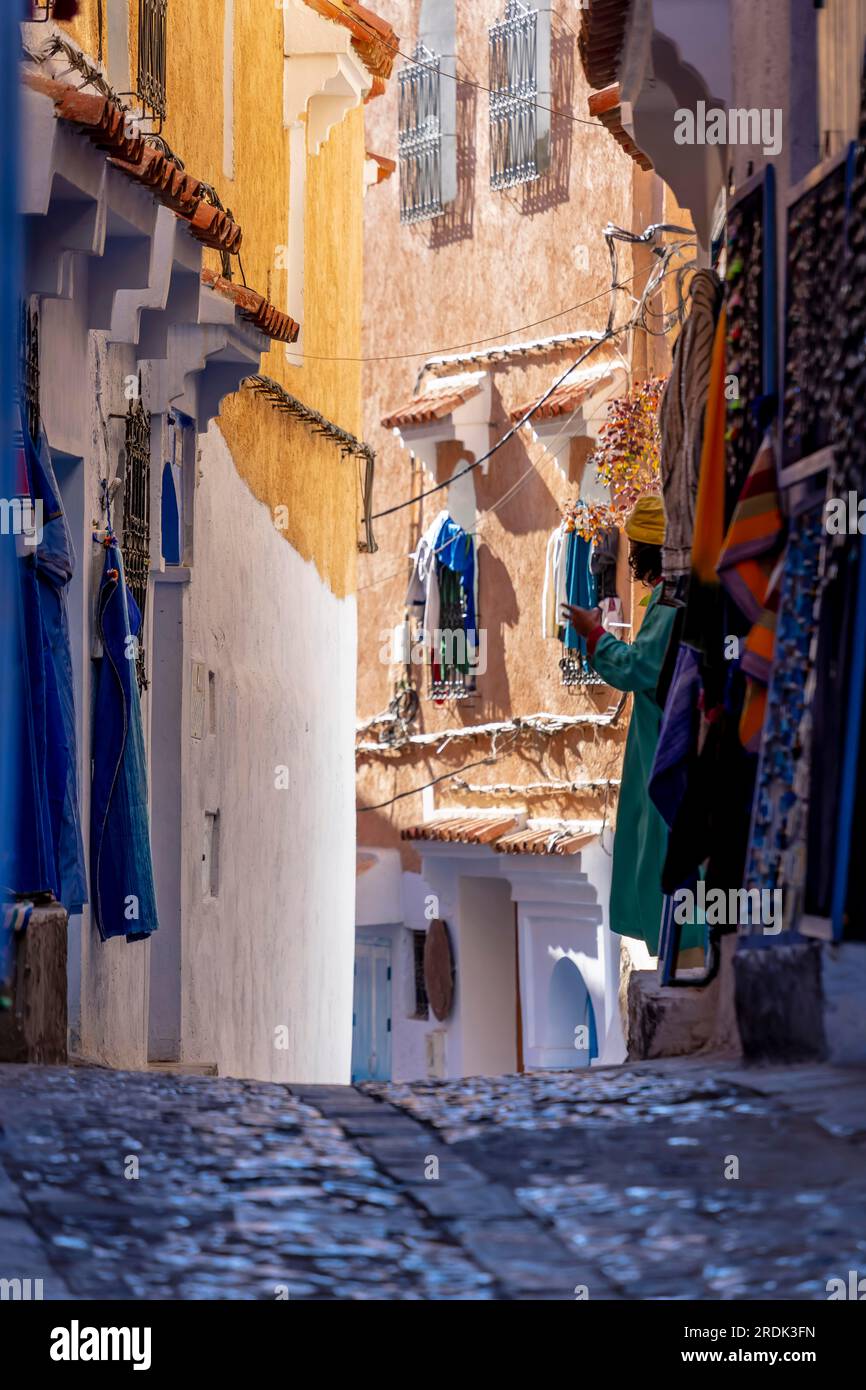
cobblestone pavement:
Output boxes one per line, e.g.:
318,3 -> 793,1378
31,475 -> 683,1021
1,1061 -> 865,1300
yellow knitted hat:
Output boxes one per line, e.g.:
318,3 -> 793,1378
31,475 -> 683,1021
625,494 -> 666,546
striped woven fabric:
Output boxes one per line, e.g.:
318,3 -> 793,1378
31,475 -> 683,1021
717,433 -> 786,751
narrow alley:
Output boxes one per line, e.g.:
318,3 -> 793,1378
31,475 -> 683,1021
3,0 -> 866,1350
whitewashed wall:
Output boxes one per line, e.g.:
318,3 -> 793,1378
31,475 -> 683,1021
177,423 -> 357,1083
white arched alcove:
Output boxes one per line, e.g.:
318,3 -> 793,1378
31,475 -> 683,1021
545,955 -> 598,1069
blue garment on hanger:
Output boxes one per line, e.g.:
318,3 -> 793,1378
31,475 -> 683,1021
90,542 -> 158,942
9,418 -> 86,911
562,527 -> 597,654
434,515 -> 477,640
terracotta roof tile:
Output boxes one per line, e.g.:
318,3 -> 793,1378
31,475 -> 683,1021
303,0 -> 397,82
366,150 -> 396,184
588,83 -> 653,171
24,70 -> 296,340
578,0 -> 633,90
382,379 -> 483,431
201,268 -> 300,344
24,71 -> 245,254
402,816 -> 596,856
511,369 -> 614,424
402,815 -> 520,846
495,826 -> 595,857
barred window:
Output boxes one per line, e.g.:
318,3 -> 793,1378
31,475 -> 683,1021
122,386 -> 152,692
411,930 -> 429,1019
137,0 -> 168,124
399,43 -> 445,224
489,1 -> 542,190
20,303 -> 40,444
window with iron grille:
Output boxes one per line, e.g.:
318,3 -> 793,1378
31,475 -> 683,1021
122,386 -> 152,692
20,303 -> 40,444
489,0 -> 546,190
137,0 -> 168,124
399,43 -> 445,224
411,930 -> 429,1019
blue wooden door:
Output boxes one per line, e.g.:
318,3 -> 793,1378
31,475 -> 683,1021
351,938 -> 392,1082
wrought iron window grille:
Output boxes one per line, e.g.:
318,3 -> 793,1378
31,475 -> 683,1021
399,42 -> 444,224
121,383 -> 152,692
136,0 -> 167,127
425,587 -> 479,704
560,653 -> 605,690
489,0 -> 540,191
411,931 -> 430,1019
20,303 -> 40,444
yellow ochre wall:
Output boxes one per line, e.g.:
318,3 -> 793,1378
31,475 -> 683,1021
61,0 -> 365,600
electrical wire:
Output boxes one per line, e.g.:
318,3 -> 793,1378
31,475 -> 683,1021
370,230 -> 695,522
356,383 -> 615,594
283,270 -> 648,366
338,4 -> 605,130
356,241 -> 695,591
357,753 -> 500,813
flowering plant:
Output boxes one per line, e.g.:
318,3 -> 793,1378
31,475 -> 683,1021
568,376 -> 665,541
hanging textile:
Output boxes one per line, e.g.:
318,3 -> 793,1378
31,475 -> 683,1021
90,539 -> 158,942
648,642 -> 701,831
682,306 -> 728,662
587,584 -> 702,955
659,268 -> 723,595
716,432 -> 786,752
9,413 -> 86,911
434,515 -> 477,644
562,526 -> 597,657
541,524 -> 568,640
406,507 -> 449,652
742,499 -> 825,906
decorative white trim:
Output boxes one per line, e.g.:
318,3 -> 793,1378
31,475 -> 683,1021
282,0 -> 372,154
22,83 -> 272,431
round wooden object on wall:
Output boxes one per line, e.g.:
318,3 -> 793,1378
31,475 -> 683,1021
424,920 -> 454,1022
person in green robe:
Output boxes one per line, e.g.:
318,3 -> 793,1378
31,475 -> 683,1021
563,495 -> 702,959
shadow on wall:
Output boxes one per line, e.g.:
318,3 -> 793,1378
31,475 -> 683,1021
469,544 -> 516,724
546,955 -> 598,1068
521,28 -> 575,217
430,76 -> 477,249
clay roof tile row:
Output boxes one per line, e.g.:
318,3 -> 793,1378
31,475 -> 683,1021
510,369 -> 614,425
25,71 -> 244,254
382,379 -> 483,431
588,83 -> 654,172
25,70 -> 297,342
201,268 -> 300,344
578,0 -> 634,91
402,816 -> 596,857
303,0 -> 398,82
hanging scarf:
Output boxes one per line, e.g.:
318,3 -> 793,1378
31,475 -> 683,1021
717,433 -> 786,752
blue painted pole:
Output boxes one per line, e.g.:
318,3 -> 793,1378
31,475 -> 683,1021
0,3 -> 22,941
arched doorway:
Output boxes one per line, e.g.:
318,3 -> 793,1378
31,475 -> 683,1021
545,956 -> 598,1069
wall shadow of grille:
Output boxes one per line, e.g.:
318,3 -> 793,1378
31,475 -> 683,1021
520,29 -> 574,216
430,78 -> 477,249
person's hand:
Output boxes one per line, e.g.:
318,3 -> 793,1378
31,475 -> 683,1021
561,604 -> 602,638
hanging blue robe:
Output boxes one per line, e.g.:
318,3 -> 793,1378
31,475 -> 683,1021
10,420 -> 86,911
90,543 -> 158,942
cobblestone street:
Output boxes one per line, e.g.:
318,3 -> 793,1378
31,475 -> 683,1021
2,1060 -> 865,1301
